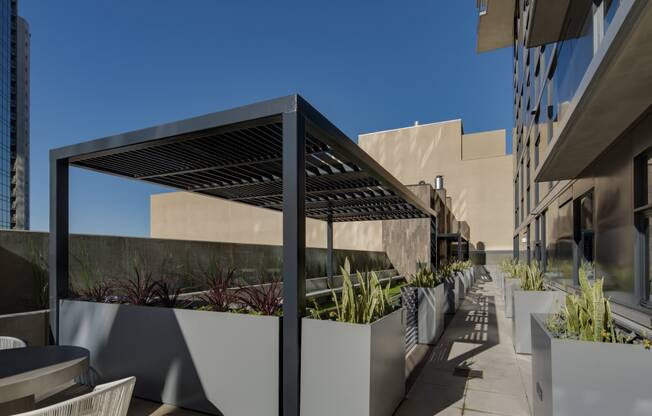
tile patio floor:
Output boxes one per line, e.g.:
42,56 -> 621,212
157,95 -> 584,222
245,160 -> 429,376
395,277 -> 533,416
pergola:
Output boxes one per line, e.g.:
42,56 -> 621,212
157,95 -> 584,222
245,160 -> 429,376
49,94 -> 438,416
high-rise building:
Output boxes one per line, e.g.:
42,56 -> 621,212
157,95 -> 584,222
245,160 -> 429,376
477,1 -> 652,324
0,0 -> 29,230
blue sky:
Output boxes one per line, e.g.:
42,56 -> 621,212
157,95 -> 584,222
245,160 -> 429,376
21,0 -> 511,236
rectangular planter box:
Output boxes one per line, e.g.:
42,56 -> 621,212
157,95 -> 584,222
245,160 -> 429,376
60,300 -> 279,415
531,314 -> 652,416
495,272 -> 505,292
457,272 -> 467,300
301,308 -> 405,416
417,285 -> 445,345
512,290 -> 566,354
504,278 -> 520,318
444,275 -> 461,314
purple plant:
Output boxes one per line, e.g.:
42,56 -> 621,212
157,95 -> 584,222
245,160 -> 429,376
238,279 -> 283,316
120,267 -> 158,305
82,280 -> 116,302
199,267 -> 239,312
154,280 -> 186,308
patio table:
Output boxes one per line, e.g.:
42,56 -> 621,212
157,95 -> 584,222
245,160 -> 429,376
0,345 -> 89,415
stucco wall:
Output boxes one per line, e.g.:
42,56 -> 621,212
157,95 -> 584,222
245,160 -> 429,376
151,192 -> 383,251
358,120 -> 513,253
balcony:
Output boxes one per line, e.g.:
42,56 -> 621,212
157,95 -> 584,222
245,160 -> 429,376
476,0 -> 516,53
535,0 -> 652,181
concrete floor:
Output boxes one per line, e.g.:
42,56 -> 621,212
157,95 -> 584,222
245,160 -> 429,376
395,277 -> 533,416
126,277 -> 533,416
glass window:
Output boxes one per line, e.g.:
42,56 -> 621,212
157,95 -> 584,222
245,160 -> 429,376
635,154 -> 652,303
576,192 -> 595,278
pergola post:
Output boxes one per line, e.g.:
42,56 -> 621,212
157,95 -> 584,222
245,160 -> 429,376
326,219 -> 333,285
49,154 -> 69,344
457,235 -> 463,261
282,111 -> 306,416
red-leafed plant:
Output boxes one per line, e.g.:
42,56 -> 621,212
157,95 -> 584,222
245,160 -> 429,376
199,267 -> 240,312
121,267 -> 159,305
154,280 -> 186,308
82,280 -> 116,303
238,279 -> 283,316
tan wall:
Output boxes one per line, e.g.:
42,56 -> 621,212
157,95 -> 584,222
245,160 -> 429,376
150,119 -> 514,256
150,192 -> 383,251
358,120 -> 513,252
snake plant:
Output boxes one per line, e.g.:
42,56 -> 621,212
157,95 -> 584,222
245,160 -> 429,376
311,258 -> 394,324
520,262 -> 545,291
410,265 -> 442,288
547,268 -> 639,344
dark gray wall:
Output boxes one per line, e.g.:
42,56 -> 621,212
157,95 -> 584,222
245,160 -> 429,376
537,109 -> 652,321
0,230 -> 391,314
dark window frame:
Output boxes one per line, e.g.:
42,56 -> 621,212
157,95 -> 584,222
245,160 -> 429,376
634,150 -> 652,308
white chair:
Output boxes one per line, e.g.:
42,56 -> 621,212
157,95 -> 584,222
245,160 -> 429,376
0,335 -> 27,349
16,377 -> 136,416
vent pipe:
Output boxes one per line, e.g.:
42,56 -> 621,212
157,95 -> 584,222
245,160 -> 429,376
435,175 -> 444,190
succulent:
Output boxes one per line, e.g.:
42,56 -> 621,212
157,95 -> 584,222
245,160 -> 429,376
520,262 -> 545,291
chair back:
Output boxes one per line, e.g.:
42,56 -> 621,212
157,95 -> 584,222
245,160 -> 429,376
17,377 -> 136,416
0,336 -> 27,350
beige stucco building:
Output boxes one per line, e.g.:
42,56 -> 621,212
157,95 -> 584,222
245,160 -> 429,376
358,119 -> 513,261
150,119 -> 513,264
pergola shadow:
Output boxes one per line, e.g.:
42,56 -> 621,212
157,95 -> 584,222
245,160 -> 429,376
396,280 -> 500,416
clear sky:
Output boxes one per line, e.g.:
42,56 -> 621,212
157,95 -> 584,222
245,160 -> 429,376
20,0 -> 512,237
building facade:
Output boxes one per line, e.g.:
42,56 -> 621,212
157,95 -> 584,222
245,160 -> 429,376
477,0 -> 652,328
359,120 -> 513,265
0,0 -> 29,230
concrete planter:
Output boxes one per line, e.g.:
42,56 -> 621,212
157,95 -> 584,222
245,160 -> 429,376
495,272 -> 505,292
512,290 -> 566,354
531,314 -> 652,416
504,278 -> 520,318
416,285 -> 446,345
444,275 -> 461,314
60,300 -> 279,415
301,308 -> 405,416
457,272 -> 467,300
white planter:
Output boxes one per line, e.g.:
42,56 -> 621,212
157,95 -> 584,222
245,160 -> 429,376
444,275 -> 462,314
512,290 -> 566,354
60,300 -> 279,415
457,272 -> 467,300
417,285 -> 446,345
495,272 -> 505,292
531,314 -> 652,416
504,278 -> 520,318
301,309 -> 405,416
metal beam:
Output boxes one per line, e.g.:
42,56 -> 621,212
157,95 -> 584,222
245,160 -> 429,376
327,219 -> 334,286
49,155 -> 69,344
282,111 -> 305,416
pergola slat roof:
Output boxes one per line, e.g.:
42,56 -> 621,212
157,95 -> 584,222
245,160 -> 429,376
55,95 -> 436,222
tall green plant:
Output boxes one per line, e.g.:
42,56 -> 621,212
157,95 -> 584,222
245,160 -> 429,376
315,258 -> 393,324
547,268 -> 638,344
410,265 -> 441,288
520,262 -> 545,291
500,258 -> 519,278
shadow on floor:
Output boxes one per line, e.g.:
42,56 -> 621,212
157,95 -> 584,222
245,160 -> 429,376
395,280 -> 500,416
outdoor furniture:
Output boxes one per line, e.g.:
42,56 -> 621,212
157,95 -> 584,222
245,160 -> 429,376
15,377 -> 135,416
0,336 -> 27,350
0,346 -> 89,414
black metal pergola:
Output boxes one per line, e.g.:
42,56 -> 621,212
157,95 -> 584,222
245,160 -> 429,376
49,94 -> 437,416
